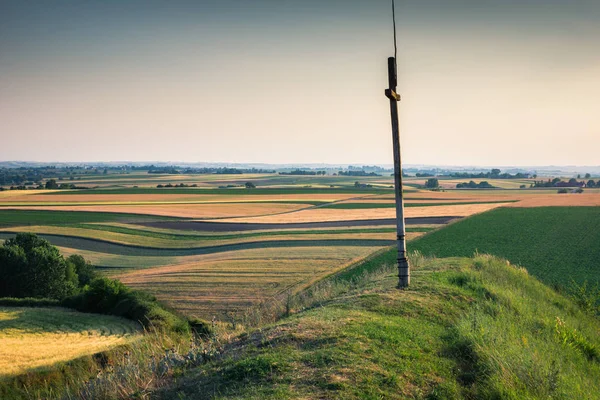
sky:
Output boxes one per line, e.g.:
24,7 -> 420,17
1,0 -> 599,166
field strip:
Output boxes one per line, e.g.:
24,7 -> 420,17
43,188 -> 394,196
0,209 -> 185,227
319,200 -> 519,209
0,231 -> 395,257
0,203 -> 311,219
136,216 -> 459,232
505,194 -> 600,207
0,199 -> 336,207
74,223 -> 433,238
0,193 -> 368,203
0,225 -> 401,248
208,203 -> 509,224
0,307 -> 140,377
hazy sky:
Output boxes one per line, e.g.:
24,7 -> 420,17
1,1 -> 599,166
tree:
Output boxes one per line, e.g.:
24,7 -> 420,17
66,254 -> 97,286
585,173 -> 591,179
587,180 -> 596,188
0,233 -> 78,299
491,169 -> 501,177
45,179 -> 58,189
245,182 -> 256,189
425,178 -> 439,189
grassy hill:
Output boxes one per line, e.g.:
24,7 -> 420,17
409,206 -> 600,286
154,249 -> 600,399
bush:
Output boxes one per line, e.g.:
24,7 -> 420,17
0,297 -> 60,307
64,277 -> 190,333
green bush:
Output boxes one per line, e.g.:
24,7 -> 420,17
63,277 -> 190,333
0,297 -> 60,307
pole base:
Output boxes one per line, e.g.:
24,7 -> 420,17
398,257 -> 410,289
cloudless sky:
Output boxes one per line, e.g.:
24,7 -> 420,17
1,1 -> 599,166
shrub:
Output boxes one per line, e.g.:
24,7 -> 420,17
64,277 -> 190,333
0,297 -> 60,307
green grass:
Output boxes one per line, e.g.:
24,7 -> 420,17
155,253 -> 600,399
322,200 -> 518,209
0,210 -> 184,228
409,206 -> 600,286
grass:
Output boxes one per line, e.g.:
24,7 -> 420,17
0,307 -> 140,377
409,206 -> 600,286
0,210 -> 183,227
155,253 -> 600,400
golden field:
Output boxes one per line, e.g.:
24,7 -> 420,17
0,307 -> 139,377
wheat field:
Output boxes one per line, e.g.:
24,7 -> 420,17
0,307 -> 140,377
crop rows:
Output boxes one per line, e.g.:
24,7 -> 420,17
409,206 -> 600,285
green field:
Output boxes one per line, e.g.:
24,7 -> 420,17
409,206 -> 600,285
0,210 -> 184,227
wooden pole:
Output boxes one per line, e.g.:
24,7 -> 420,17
385,56 -> 410,288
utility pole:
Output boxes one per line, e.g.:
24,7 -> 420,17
385,56 -> 410,288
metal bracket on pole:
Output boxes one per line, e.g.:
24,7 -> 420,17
386,56 -> 410,289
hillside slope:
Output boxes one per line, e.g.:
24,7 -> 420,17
155,250 -> 600,399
